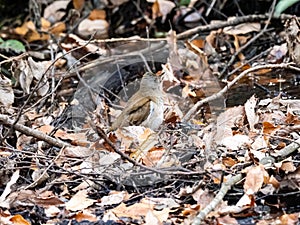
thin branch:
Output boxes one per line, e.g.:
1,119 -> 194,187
192,174 -> 243,225
183,63 -> 300,121
219,0 -> 276,77
192,135 -> 300,224
1,36 -> 96,142
0,114 -> 70,148
271,137 -> 300,160
177,14 -> 296,40
93,124 -> 205,176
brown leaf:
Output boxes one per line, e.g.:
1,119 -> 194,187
278,213 -> 299,225
99,191 -> 128,206
89,9 -> 106,20
217,215 -> 239,225
222,156 -> 237,167
244,165 -> 269,193
268,175 -> 280,189
73,0 -> 85,10
43,1 -> 69,23
262,121 -> 280,144
48,22 -> 66,35
74,210 -> 98,222
223,22 -> 261,35
65,190 -> 96,211
280,161 -> 296,173
215,106 -> 245,145
149,0 -> 175,23
10,214 -> 31,225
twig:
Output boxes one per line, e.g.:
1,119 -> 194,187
1,36 -> 96,143
271,137 -> 300,160
183,63 -> 300,121
24,146 -> 64,189
226,46 -> 272,78
192,174 -> 243,225
177,14 -> 296,40
93,124 -> 205,176
0,114 -> 70,148
0,53 -> 28,65
192,136 -> 300,224
66,40 -> 167,78
219,0 -> 276,77
92,37 -> 167,43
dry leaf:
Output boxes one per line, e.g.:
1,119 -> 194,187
78,19 -> 109,38
13,57 -> 50,96
182,84 -> 196,98
244,165 -> 269,193
89,9 -> 106,20
215,106 -> 245,145
43,0 -> 69,23
99,191 -> 127,206
0,170 -> 20,208
217,215 -> 239,225
73,0 -> 85,10
14,19 -> 51,42
65,190 -> 96,211
74,210 -> 98,222
280,161 -> 296,173
236,193 -> 255,208
223,22 -> 261,35
149,0 -> 175,23
48,22 -> 66,35
44,206 -> 61,217
10,214 -> 31,225
221,134 -> 251,150
145,210 -> 161,225
278,213 -> 299,225
245,95 -> 258,132
0,75 -> 14,107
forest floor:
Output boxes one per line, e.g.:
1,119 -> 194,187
0,0 -> 300,224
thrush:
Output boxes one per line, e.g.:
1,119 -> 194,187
110,72 -> 164,131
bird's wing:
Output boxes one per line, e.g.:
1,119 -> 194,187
110,96 -> 151,130
125,97 -> 151,126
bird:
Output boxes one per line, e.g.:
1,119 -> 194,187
110,72 -> 164,131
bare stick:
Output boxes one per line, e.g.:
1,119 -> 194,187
177,14 -> 296,40
0,114 -> 69,148
93,124 -> 205,176
192,136 -> 300,224
183,63 -> 300,121
271,138 -> 300,160
192,174 -> 243,225
220,0 -> 276,77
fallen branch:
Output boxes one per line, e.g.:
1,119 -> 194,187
93,124 -> 205,176
191,135 -> 300,224
271,137 -> 300,160
220,0 -> 276,78
192,174 -> 243,225
183,63 -> 300,121
177,14 -> 296,40
0,114 -> 70,148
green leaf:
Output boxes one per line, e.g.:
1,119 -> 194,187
0,39 -> 25,53
274,0 -> 300,17
180,0 -> 190,6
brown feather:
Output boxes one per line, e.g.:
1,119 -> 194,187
110,72 -> 164,131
